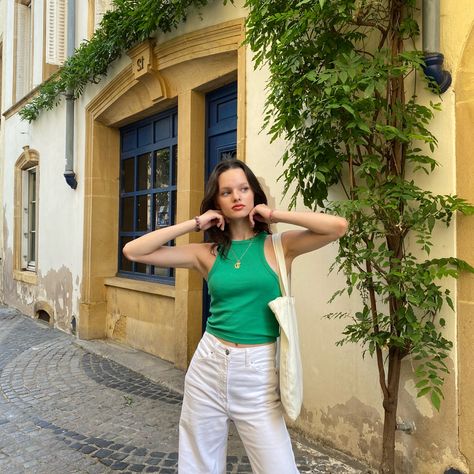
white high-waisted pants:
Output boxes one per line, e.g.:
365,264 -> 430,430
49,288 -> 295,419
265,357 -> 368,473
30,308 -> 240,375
178,331 -> 299,474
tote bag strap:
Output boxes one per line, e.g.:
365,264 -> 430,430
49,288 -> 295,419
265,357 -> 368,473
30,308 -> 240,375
271,233 -> 291,297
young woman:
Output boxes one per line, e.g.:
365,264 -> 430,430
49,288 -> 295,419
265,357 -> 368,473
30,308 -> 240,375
123,159 -> 348,474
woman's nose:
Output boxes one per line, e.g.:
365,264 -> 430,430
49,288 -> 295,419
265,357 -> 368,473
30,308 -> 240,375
232,190 -> 240,200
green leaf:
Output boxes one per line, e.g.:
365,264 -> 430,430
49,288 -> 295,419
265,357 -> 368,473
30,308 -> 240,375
415,379 -> 429,388
417,386 -> 431,398
431,390 -> 441,411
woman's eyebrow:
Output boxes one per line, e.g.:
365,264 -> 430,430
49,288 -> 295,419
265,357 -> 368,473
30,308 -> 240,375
220,182 -> 249,190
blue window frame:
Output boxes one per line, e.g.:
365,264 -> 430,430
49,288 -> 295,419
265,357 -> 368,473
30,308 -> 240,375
118,108 -> 178,283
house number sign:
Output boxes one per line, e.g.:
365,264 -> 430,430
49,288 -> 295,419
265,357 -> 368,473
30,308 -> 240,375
137,56 -> 145,71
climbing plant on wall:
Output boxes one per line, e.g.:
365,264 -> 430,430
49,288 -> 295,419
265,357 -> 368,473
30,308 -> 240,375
244,0 -> 474,473
19,0 -> 215,122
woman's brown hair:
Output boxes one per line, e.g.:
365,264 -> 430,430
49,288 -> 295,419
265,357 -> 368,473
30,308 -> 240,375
200,159 -> 270,257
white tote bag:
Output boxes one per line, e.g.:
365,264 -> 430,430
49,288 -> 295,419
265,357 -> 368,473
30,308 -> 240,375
268,233 -> 303,421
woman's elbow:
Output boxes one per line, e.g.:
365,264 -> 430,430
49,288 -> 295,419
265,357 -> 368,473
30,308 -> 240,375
122,243 -> 137,262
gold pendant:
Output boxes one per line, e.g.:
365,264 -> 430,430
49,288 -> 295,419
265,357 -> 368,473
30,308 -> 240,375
234,261 -> 241,269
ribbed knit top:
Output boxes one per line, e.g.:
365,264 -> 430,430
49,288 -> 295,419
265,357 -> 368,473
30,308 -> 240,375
206,232 -> 281,344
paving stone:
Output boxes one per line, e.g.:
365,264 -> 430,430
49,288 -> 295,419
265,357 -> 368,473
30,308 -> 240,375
93,448 -> 114,458
110,451 -> 129,461
80,445 -> 97,454
129,464 -> 146,472
0,307 -> 367,474
110,461 -> 129,470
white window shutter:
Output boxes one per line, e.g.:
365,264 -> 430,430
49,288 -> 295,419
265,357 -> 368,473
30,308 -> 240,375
46,0 -> 66,65
15,3 -> 29,100
95,0 -> 113,30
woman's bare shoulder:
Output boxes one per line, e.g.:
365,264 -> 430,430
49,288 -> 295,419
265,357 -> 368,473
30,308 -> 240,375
189,241 -> 216,272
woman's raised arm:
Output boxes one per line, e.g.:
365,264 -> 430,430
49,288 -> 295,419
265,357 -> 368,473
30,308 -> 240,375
122,210 -> 225,270
249,205 -> 348,260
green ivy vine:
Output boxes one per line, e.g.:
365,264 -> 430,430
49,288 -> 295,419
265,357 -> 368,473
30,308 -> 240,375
19,0 -> 216,122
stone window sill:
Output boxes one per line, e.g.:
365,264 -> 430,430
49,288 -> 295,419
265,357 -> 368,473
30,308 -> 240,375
104,276 -> 176,298
13,270 -> 38,285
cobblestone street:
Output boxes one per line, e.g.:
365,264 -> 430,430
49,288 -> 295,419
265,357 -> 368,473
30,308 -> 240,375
0,306 -> 368,474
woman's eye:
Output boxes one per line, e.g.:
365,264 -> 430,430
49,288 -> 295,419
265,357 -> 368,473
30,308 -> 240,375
241,187 -> 249,192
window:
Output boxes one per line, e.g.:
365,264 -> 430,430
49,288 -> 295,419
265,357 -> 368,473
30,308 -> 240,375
119,109 -> 178,282
14,0 -> 33,102
22,166 -> 37,270
87,0 -> 114,41
0,42 -> 3,115
95,0 -> 114,29
45,0 -> 67,66
14,147 -> 39,279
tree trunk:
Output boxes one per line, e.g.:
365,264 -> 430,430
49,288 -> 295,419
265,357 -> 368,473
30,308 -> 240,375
379,348 -> 402,473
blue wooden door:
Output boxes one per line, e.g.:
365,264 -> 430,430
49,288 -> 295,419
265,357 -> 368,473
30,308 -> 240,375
202,82 -> 238,330
206,82 -> 238,178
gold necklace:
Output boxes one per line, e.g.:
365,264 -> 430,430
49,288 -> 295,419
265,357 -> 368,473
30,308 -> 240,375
229,238 -> 255,269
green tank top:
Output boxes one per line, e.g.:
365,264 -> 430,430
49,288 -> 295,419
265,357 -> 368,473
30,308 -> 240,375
206,232 -> 281,344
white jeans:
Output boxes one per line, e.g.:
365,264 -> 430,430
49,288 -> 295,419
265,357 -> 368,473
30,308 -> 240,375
178,331 -> 299,474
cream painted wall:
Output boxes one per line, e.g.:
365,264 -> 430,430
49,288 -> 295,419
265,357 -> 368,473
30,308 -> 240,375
154,0 -> 247,43
2,102 -> 84,330
0,0 -> 5,301
443,1 -> 474,83
1,0 -> 88,329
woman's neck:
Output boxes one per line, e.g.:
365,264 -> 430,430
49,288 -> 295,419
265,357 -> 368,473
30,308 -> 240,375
229,220 -> 255,241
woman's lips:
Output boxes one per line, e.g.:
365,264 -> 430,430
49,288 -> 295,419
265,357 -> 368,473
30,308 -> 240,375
232,205 -> 245,210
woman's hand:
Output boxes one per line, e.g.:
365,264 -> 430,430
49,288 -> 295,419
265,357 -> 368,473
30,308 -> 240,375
248,204 -> 273,227
198,209 -> 226,232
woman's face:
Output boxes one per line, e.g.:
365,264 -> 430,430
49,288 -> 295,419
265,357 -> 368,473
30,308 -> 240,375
215,168 -> 255,219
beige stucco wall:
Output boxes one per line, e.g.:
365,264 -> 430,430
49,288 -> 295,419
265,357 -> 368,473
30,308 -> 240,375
0,0 -> 5,302
105,284 -> 176,361
454,3 -> 474,471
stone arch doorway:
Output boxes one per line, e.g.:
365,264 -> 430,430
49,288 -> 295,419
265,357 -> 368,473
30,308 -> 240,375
456,23 -> 474,472
78,19 -> 246,370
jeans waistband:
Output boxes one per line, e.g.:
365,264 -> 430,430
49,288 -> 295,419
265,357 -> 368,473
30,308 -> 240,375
201,331 -> 276,357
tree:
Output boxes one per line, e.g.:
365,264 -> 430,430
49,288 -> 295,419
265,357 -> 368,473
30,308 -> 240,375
244,0 -> 474,472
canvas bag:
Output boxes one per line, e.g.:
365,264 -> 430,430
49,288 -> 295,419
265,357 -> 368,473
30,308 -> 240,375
268,232 -> 303,421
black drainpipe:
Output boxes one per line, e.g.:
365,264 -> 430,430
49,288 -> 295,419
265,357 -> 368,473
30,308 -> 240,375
422,0 -> 452,93
64,0 -> 77,189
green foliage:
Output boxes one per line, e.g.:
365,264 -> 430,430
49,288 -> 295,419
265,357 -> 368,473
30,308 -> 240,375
245,0 -> 474,412
19,0 -> 210,122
